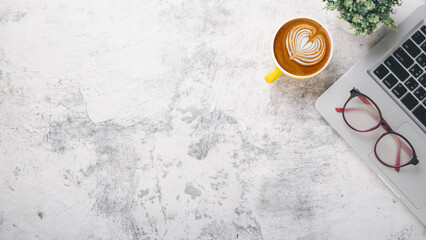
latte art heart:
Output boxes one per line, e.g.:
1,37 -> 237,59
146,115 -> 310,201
286,24 -> 326,66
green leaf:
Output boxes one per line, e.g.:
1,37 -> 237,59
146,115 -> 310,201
321,0 -> 401,35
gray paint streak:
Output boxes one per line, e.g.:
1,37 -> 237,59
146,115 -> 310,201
184,182 -> 202,200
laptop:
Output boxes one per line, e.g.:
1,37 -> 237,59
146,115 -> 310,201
316,5 -> 426,225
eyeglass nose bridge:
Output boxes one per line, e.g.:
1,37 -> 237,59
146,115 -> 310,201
379,119 -> 393,133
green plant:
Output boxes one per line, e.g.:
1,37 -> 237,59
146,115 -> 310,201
322,0 -> 402,35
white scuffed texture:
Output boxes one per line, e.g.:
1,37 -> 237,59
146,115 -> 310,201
1,0 -> 426,239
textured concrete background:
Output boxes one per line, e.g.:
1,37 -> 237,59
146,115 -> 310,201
1,0 -> 426,239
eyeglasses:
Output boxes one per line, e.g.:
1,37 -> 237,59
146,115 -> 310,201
336,88 -> 419,172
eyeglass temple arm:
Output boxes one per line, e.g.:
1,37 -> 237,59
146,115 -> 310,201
396,134 -> 402,170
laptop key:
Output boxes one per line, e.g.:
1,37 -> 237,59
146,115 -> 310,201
416,53 -> 426,67
419,74 -> 426,87
409,64 -> 423,78
414,87 -> 426,101
373,64 -> 389,79
392,83 -> 408,98
383,74 -> 398,89
412,30 -> 426,45
404,77 -> 419,91
421,25 -> 426,35
394,47 -> 414,68
421,42 -> 426,52
402,39 -> 421,58
384,56 -> 409,81
401,93 -> 419,110
413,105 -> 426,128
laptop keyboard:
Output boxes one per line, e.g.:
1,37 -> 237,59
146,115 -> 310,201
373,25 -> 426,129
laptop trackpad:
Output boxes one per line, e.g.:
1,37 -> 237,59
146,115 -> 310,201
368,122 -> 426,209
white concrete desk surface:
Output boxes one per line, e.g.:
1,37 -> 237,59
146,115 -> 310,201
0,0 -> 425,239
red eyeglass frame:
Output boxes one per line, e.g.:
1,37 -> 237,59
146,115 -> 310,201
336,88 -> 419,172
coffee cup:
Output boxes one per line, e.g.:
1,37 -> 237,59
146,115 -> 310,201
265,17 -> 333,83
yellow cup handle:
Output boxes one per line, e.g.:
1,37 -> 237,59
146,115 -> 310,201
264,66 -> 283,84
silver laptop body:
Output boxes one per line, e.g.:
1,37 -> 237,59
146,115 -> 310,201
316,5 -> 426,225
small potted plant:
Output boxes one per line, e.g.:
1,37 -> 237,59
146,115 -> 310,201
322,0 -> 402,36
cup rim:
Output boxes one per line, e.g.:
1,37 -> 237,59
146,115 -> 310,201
271,16 -> 334,79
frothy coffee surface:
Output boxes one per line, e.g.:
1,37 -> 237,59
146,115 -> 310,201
274,18 -> 331,77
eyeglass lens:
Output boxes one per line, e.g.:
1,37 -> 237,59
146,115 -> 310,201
343,95 -> 381,131
376,133 -> 414,167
